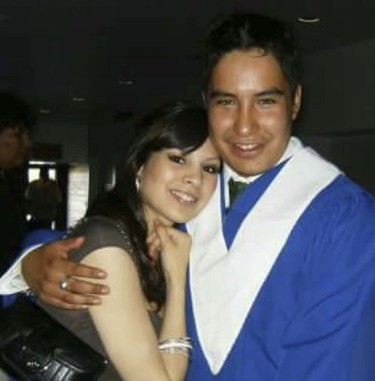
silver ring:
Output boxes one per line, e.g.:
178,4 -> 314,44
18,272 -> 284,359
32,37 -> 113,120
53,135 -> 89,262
58,278 -> 68,291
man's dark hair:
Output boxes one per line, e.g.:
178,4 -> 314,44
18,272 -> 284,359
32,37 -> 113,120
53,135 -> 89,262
204,13 -> 301,95
0,92 -> 36,134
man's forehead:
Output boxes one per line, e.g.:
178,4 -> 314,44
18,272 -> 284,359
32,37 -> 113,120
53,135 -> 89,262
208,50 -> 293,95
211,56 -> 284,81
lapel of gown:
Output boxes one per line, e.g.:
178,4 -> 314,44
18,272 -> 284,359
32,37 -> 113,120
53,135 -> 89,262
186,144 -> 341,374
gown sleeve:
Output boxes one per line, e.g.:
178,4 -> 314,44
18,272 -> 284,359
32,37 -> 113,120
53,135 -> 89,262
276,184 -> 375,381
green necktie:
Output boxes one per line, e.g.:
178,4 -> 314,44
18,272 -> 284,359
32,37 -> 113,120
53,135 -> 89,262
228,178 -> 248,206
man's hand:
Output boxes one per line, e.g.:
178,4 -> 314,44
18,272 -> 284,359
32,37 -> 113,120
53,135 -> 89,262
22,237 -> 110,309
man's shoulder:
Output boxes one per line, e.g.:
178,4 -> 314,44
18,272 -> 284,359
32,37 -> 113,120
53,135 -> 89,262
307,174 -> 375,221
321,174 -> 373,200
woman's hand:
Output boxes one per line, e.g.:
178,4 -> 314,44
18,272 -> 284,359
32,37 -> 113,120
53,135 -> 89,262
154,223 -> 191,285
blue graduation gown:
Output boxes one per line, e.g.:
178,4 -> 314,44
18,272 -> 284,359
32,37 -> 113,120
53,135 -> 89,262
185,174 -> 375,381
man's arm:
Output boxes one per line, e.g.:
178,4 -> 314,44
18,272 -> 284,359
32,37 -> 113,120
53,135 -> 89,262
0,244 -> 41,294
0,229 -> 64,294
0,231 -> 110,309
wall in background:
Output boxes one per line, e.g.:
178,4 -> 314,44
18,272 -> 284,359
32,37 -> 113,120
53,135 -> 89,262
299,38 -> 375,194
32,121 -> 88,164
302,135 -> 375,194
301,39 -> 375,135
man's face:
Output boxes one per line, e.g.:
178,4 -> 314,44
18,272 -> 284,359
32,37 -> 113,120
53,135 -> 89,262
207,49 -> 301,177
0,126 -> 30,169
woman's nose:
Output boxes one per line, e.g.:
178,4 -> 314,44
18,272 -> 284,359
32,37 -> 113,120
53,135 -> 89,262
183,168 -> 202,186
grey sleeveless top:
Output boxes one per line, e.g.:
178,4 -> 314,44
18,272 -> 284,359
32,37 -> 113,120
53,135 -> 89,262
37,216 -> 162,381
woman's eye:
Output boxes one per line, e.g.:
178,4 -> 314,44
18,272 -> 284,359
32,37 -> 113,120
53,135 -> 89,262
203,165 -> 221,174
168,155 -> 185,165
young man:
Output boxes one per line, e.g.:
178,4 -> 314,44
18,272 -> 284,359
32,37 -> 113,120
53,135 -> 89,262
1,13 -> 375,380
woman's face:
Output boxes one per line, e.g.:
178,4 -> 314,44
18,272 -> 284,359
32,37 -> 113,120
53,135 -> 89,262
138,138 -> 220,226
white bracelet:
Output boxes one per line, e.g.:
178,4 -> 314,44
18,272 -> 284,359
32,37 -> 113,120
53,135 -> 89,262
158,337 -> 193,357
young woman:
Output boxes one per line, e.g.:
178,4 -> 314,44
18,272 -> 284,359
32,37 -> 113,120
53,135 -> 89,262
37,102 -> 221,381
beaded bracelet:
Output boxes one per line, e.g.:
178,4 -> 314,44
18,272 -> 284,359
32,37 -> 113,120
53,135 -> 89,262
158,337 -> 193,357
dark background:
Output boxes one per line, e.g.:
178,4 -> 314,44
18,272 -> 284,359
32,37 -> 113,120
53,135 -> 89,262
1,0 -> 375,202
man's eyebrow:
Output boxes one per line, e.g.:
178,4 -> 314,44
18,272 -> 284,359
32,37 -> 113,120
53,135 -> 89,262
209,89 -> 234,99
255,88 -> 285,97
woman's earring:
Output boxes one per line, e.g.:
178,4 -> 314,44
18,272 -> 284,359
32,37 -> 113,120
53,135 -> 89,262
135,176 -> 140,191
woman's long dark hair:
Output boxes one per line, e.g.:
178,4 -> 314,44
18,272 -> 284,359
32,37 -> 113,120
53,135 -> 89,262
86,101 -> 209,310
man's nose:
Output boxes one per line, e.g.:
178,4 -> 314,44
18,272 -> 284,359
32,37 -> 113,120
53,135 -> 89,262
234,104 -> 257,136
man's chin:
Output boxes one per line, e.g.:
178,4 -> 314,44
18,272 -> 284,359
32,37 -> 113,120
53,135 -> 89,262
226,161 -> 265,177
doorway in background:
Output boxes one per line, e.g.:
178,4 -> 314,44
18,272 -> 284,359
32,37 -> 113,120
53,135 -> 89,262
27,162 -> 61,229
27,162 -> 89,231
67,164 -> 90,228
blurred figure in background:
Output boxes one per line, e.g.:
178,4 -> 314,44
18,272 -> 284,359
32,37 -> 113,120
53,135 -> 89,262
0,92 -> 34,381
25,166 -> 62,230
0,92 -> 35,277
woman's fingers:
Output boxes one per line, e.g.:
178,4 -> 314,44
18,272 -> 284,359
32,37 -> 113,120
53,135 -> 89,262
155,225 -> 191,283
146,231 -> 161,260
156,225 -> 191,253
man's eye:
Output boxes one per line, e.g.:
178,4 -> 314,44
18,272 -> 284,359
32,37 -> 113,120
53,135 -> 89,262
203,165 -> 221,174
215,98 -> 234,106
258,98 -> 276,106
168,155 -> 185,164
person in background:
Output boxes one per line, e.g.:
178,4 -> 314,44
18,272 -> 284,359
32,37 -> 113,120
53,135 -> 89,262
25,166 -> 62,230
0,92 -> 34,381
0,92 -> 34,277
2,13 -> 375,380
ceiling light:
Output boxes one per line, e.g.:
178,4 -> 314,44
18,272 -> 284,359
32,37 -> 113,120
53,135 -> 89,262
118,79 -> 134,85
297,17 -> 321,23
39,108 -> 51,114
72,97 -> 86,102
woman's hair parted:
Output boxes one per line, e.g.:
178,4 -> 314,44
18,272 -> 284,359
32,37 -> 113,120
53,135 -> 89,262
86,101 -> 209,310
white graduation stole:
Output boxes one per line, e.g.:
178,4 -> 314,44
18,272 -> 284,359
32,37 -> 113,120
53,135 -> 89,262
186,145 -> 341,374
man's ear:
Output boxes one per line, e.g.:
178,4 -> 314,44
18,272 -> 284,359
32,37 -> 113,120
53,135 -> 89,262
292,85 -> 302,121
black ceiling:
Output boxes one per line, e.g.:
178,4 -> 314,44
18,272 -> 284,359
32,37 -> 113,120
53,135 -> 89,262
1,0 -> 375,124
